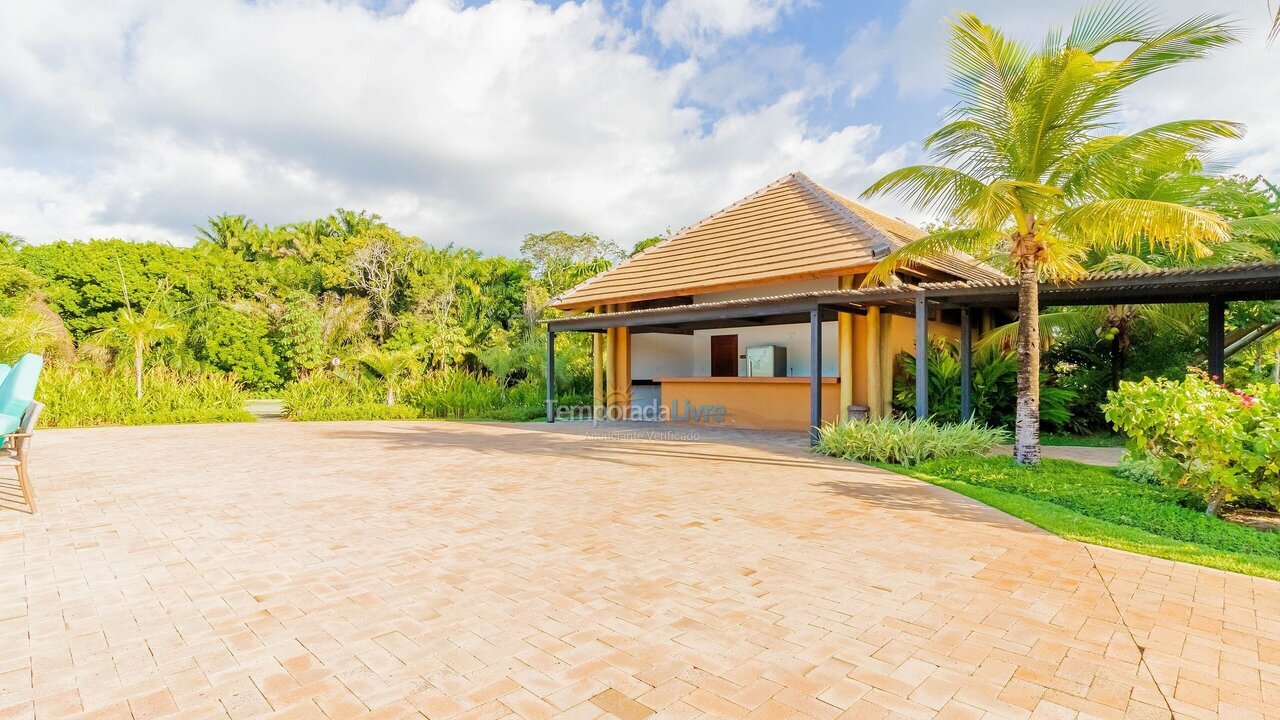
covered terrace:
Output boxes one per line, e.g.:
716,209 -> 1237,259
544,262 -> 1280,443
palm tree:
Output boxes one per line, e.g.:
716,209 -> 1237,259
862,5 -> 1240,464
326,209 -> 383,239
195,214 -> 260,255
96,291 -> 180,400
357,345 -> 422,405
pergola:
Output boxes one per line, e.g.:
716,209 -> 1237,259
544,262 -> 1280,443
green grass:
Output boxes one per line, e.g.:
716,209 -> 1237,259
883,456 -> 1280,582
287,403 -> 422,422
1039,432 -> 1125,447
42,364 -> 254,428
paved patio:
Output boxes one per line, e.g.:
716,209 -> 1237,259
2,422 -> 1278,720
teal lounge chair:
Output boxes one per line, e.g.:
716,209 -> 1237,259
2,401 -> 43,512
0,354 -> 43,436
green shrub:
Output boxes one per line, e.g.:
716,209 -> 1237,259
288,403 -> 421,422
482,404 -> 545,422
405,367 -> 503,418
188,305 -> 282,390
40,364 -> 253,427
1104,371 -> 1280,516
280,367 -> 545,421
280,371 -> 381,417
894,338 -> 1075,429
1115,454 -> 1162,485
815,417 -> 1009,467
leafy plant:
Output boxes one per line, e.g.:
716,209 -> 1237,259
188,305 -> 282,390
356,345 -> 424,405
815,416 -> 1009,467
1104,370 -> 1280,516
40,364 -> 252,427
279,372 -> 381,418
274,290 -> 326,380
893,338 -> 1075,430
94,287 -> 181,399
405,367 -> 504,419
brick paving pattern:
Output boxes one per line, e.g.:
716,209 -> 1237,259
1,421 -> 1277,719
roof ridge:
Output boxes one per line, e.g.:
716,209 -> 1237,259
790,173 -> 893,257
552,172 -> 805,307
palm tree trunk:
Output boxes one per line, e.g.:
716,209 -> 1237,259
386,386 -> 395,406
1014,257 -> 1041,465
1109,309 -> 1127,391
134,340 -> 144,401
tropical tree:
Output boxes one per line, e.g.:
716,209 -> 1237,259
356,345 -> 422,405
95,289 -> 181,399
862,5 -> 1241,463
348,227 -> 419,342
195,214 -> 265,259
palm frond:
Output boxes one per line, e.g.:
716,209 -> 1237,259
1056,120 -> 1244,199
862,228 -> 1001,286
946,12 -> 1030,136
976,310 -> 1104,356
861,165 -> 989,217
1109,14 -> 1239,87
1128,303 -> 1196,334
1088,252 -> 1161,274
1065,2 -> 1157,53
1204,238 -> 1275,264
1231,214 -> 1280,242
1052,198 -> 1229,258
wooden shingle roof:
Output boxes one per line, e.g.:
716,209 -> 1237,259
552,172 -> 1006,310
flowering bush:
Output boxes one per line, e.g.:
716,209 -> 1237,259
1103,370 -> 1280,516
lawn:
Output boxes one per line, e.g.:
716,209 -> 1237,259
886,456 -> 1280,581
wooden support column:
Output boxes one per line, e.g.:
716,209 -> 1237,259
960,307 -> 973,421
879,311 -> 893,418
915,293 -> 929,419
545,328 -> 556,423
837,276 -> 855,421
1208,298 -> 1226,380
866,305 -> 883,419
616,324 -> 631,418
810,307 -> 822,446
604,304 -> 617,418
592,329 -> 604,421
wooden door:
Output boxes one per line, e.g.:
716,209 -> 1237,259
710,335 -> 738,377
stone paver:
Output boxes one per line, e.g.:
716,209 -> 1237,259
1,421 -> 1278,719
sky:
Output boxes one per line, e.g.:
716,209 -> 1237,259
1,0 -> 1278,256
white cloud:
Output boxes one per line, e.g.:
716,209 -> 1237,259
0,0 -> 902,254
6,0 -> 1272,255
843,0 -> 1280,181
645,0 -> 808,54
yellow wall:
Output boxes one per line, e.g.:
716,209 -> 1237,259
660,379 -> 840,431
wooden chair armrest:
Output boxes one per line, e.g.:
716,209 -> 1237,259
3,432 -> 32,441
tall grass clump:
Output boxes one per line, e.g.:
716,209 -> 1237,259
41,364 -> 253,427
405,367 -> 504,418
815,417 -> 1009,466
280,372 -> 382,418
